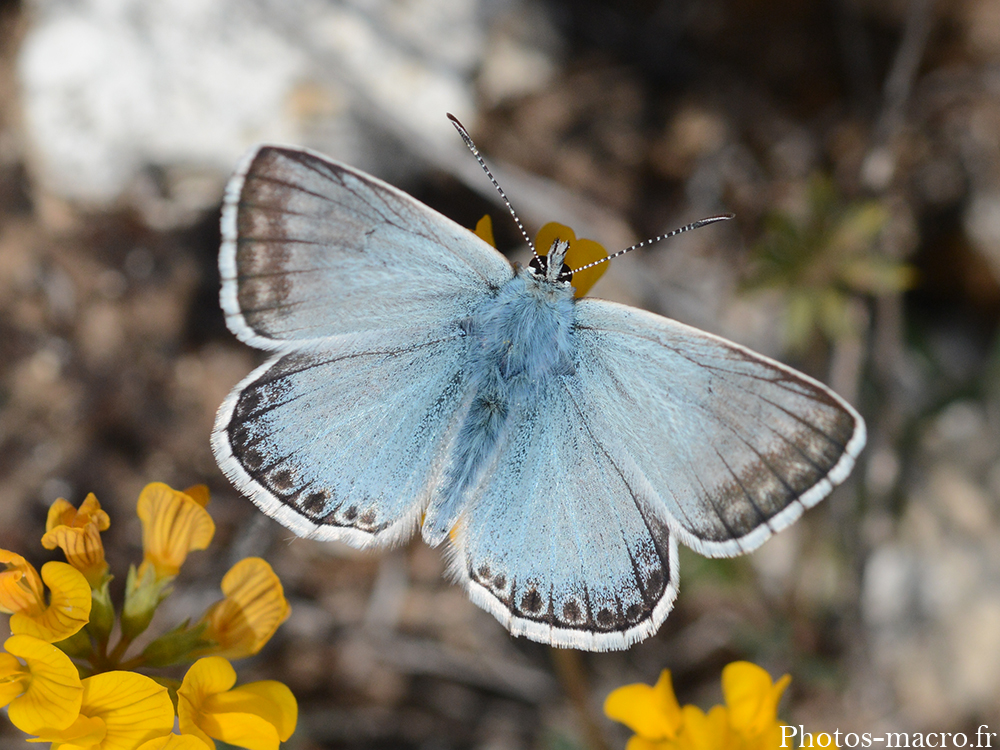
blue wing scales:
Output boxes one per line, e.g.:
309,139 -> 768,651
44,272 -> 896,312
219,145 -> 513,348
214,325 -> 472,546
449,373 -> 679,651
571,299 -> 866,557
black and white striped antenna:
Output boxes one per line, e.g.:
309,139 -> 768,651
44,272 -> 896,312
448,113 -> 734,271
448,113 -> 537,258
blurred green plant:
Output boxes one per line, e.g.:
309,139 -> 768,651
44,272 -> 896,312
745,175 -> 915,351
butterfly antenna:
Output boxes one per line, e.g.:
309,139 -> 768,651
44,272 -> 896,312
560,214 -> 736,278
447,113 -> 537,257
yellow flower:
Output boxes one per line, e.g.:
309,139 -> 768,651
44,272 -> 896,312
720,662 -> 791,750
41,494 -> 111,587
137,735 -> 212,750
474,214 -> 496,247
533,222 -> 608,298
604,669 -> 683,748
0,551 -> 91,642
677,705 -> 732,750
26,670 -> 175,750
604,662 -> 791,750
178,657 -> 297,750
198,558 -> 290,659
137,483 -> 215,580
0,635 -> 83,734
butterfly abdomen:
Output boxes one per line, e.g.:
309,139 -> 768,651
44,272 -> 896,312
422,272 -> 576,546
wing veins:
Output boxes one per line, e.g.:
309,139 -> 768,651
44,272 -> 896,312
235,201 -> 325,219
721,422 -> 803,504
236,236 -> 337,246
676,361 -> 850,451
247,338 -> 456,390
246,173 -> 343,205
250,155 -> 509,286
566,383 -> 670,610
712,447 -> 771,530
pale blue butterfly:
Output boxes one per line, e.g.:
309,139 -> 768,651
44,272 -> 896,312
212,117 -> 866,651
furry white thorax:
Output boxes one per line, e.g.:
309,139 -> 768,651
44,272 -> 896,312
422,268 -> 576,545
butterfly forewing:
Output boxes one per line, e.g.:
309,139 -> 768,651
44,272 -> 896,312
219,145 -> 513,348
571,299 -> 866,557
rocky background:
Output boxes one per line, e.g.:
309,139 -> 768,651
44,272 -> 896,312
2,0 -> 1000,747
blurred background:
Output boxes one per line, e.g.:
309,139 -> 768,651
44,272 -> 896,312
2,0 -> 1000,747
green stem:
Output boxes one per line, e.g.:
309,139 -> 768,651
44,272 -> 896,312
550,647 -> 611,750
116,655 -> 146,671
106,634 -> 133,666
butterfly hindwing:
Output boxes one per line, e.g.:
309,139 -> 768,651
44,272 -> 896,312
571,299 -> 866,557
213,326 -> 472,546
219,145 -> 513,348
449,372 -> 679,651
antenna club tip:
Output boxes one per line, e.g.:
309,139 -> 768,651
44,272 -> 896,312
447,113 -> 469,133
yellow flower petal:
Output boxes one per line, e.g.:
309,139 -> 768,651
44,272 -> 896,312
31,671 -> 175,750
626,737 -> 671,750
474,214 -> 496,247
30,713 -> 107,747
45,499 -> 78,530
45,495 -> 110,533
604,669 -> 683,740
41,494 -> 110,587
199,558 -> 290,659
534,222 -> 608,297
137,734 -> 212,750
178,658 -> 298,750
205,681 -> 297,741
183,485 -> 211,509
9,562 -> 92,642
137,482 -> 215,579
177,657 -> 235,749
2,635 -> 84,733
0,651 -> 28,706
677,705 -> 730,750
202,711 -> 282,750
0,550 -> 46,615
721,662 -> 790,739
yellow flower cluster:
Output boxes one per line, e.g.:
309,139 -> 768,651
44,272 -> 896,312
0,482 -> 297,750
604,662 -> 791,750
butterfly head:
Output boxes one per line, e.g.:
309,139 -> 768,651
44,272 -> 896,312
528,238 -> 573,285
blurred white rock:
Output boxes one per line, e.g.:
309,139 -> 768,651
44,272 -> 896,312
17,0 -> 495,226
860,412 -> 1000,726
19,0 -> 308,219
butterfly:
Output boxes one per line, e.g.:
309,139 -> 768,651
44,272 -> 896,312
212,121 -> 866,651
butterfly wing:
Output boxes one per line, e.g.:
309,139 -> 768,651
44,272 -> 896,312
449,298 -> 863,650
219,144 -> 513,348
215,145 -> 512,545
571,299 -> 866,558
213,326 -> 471,546
449,373 -> 679,651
